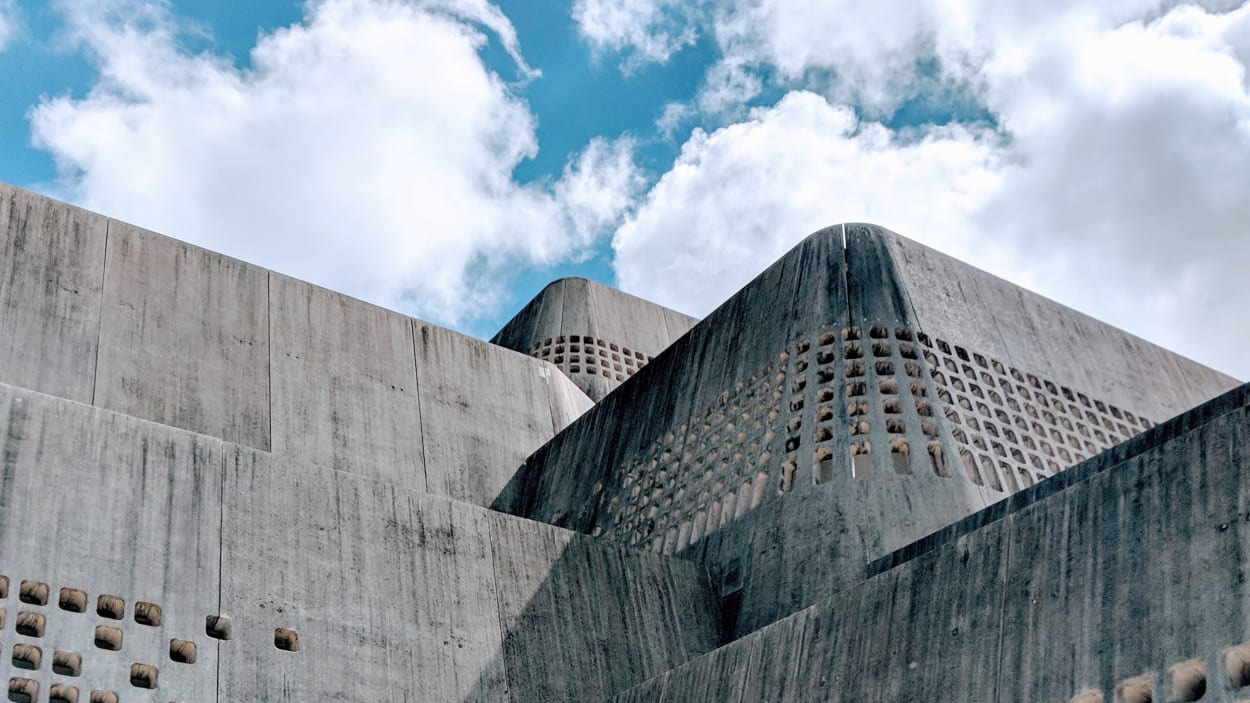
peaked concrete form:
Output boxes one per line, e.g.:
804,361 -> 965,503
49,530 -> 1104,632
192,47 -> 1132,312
1,182 -> 1245,703
492,277 -> 698,401
495,225 -> 1237,637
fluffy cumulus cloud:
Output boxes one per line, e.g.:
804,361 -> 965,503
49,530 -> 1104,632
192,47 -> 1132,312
601,0 -> 1250,377
572,0 -> 700,69
31,0 -> 636,326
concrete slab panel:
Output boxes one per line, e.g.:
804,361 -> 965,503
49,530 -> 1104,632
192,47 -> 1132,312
218,447 -> 506,702
0,382 -> 223,702
0,184 -> 107,403
94,220 -> 270,448
415,322 -> 572,506
268,274 -> 425,491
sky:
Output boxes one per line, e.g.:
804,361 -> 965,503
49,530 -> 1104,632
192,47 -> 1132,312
0,0 -> 1247,379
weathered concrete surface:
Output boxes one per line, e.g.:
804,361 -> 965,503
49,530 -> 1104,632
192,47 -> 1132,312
0,381 -> 714,702
615,383 -> 1250,702
269,272 -> 427,490
95,219 -> 271,448
414,322 -> 594,506
0,183 -> 592,507
497,224 -> 1239,641
493,277 -> 699,401
881,232 -> 1236,423
0,182 -> 107,403
0,380 -> 222,701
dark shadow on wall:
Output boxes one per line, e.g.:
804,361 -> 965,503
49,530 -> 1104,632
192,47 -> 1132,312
460,518 -> 721,703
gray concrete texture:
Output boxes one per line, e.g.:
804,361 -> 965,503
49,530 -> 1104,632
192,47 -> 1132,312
492,277 -> 698,401
0,182 -> 593,508
0,381 -> 718,702
614,382 -> 1250,702
495,224 -> 1239,639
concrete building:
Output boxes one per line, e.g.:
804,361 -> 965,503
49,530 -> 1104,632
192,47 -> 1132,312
0,183 -> 1245,702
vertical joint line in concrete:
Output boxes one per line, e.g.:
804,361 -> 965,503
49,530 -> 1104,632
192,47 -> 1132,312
411,321 -> 431,493
485,519 -> 514,694
215,447 -> 226,703
266,272 -> 273,450
90,219 -> 111,406
992,520 -> 1013,700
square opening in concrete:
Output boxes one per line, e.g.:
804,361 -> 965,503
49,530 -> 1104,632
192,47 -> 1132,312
206,614 -> 233,640
88,692 -> 118,703
15,611 -> 45,637
169,639 -> 196,664
96,595 -> 124,620
11,644 -> 41,670
53,650 -> 82,677
18,580 -> 47,606
94,625 -> 123,651
0,575 -> 7,598
274,628 -> 301,652
7,677 -> 38,703
59,588 -> 87,613
49,684 -> 78,703
134,601 -> 162,627
129,663 -> 158,689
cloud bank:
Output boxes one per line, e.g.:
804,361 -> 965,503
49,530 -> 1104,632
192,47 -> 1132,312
594,1 -> 1250,378
32,0 -> 636,326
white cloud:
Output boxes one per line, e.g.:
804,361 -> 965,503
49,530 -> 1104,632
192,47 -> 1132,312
0,0 -> 18,50
613,91 -> 1002,316
30,0 -> 634,326
611,2 -> 1250,379
572,0 -> 699,68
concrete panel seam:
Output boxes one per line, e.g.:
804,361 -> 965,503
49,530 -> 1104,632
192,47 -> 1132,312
411,320 -> 431,492
992,517 -> 1013,702
267,272 -> 273,449
89,218 -> 110,406
216,448 -> 226,703
484,520 -> 516,702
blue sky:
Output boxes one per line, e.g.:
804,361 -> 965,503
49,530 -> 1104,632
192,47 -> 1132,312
0,0 -> 1248,378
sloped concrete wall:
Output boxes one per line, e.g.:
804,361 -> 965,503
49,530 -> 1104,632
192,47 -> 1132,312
615,383 -> 1250,702
498,224 -> 1238,640
880,231 -> 1238,423
0,382 -> 718,702
492,277 -> 699,401
0,182 -> 592,507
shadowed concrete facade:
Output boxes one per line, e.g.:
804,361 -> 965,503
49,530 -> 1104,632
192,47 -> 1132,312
1,182 -> 1245,703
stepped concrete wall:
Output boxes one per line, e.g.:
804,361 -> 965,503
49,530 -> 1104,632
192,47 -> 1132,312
0,183 -> 592,507
496,224 -> 1239,638
0,381 -> 719,702
492,277 -> 698,401
614,383 -> 1250,703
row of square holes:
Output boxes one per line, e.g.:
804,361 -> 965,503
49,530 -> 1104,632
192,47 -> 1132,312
529,336 -> 652,383
1070,643 -> 1250,703
1,575 -> 300,700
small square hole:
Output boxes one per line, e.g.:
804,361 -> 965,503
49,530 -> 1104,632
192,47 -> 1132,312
16,611 -> 45,637
134,601 -> 162,627
0,575 -> 7,598
49,683 -> 79,703
94,625 -> 123,651
7,677 -> 38,703
11,644 -> 41,670
129,663 -> 158,689
88,692 -> 118,703
97,595 -> 125,620
206,614 -> 233,640
275,628 -> 301,652
169,639 -> 197,664
59,588 -> 88,613
18,580 -> 48,606
53,650 -> 82,677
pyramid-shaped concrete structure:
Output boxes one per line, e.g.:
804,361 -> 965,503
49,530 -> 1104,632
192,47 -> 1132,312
0,182 -> 1245,702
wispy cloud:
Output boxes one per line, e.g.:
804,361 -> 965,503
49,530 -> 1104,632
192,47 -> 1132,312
0,0 -> 19,51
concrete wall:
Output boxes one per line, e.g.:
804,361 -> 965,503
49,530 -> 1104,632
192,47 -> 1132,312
496,224 -> 1239,639
0,182 -> 592,507
881,230 -> 1237,423
492,277 -> 699,401
615,382 -> 1250,702
0,381 -> 718,702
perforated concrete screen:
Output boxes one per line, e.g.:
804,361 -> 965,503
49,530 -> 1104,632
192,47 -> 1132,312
1,183 -> 1246,702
